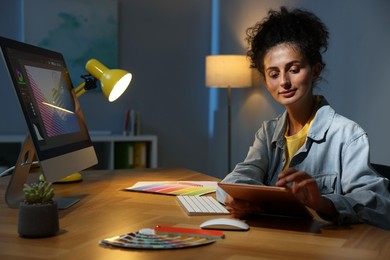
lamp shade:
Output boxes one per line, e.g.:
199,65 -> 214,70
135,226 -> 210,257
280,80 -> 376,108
205,55 -> 252,88
86,59 -> 132,102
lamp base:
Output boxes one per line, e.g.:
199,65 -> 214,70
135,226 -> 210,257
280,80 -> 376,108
54,172 -> 83,183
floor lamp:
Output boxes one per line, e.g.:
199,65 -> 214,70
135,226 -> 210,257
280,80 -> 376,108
205,55 -> 252,172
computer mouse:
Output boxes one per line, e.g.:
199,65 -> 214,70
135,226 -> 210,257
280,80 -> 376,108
200,218 -> 249,231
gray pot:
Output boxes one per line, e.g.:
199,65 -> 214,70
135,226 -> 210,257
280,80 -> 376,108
18,201 -> 59,238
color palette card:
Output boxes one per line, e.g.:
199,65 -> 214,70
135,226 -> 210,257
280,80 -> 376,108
126,181 -> 218,196
99,226 -> 222,250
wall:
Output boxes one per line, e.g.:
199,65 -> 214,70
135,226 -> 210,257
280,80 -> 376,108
0,0 -> 212,174
1,0 -> 390,179
112,0 -> 211,173
213,0 -> 390,178
0,1 -> 24,134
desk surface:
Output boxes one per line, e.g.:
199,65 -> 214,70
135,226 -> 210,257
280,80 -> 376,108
1,168 -> 389,260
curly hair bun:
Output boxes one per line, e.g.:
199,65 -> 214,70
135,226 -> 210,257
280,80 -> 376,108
247,6 -> 329,76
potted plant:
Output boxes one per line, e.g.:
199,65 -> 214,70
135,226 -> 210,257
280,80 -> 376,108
18,176 -> 59,238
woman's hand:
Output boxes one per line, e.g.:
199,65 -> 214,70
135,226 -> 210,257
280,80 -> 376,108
275,168 -> 337,217
224,194 -> 263,218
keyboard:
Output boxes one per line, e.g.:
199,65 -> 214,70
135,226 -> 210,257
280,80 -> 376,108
177,195 -> 230,216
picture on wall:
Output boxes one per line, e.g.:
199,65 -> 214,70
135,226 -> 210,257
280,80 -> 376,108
22,0 -> 118,87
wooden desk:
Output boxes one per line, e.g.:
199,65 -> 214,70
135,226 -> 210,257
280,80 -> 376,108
0,168 -> 389,259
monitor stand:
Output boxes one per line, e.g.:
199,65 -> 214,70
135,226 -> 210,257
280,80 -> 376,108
5,134 -> 80,209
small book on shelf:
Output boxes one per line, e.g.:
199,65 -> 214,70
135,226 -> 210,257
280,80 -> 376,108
114,142 -> 135,169
123,109 -> 141,136
114,141 -> 150,169
134,142 -> 147,168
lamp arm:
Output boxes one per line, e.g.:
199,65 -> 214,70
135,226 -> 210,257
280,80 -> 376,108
74,82 -> 86,98
73,74 -> 98,98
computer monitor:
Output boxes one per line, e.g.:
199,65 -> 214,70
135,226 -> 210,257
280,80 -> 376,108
0,36 -> 98,208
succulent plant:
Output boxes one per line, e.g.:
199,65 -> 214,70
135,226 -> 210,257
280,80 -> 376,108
22,176 -> 55,204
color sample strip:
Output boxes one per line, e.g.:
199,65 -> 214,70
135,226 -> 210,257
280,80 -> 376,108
127,181 -> 217,196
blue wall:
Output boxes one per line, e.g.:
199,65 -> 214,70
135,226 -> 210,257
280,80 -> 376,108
0,0 -> 212,175
1,0 -> 390,179
215,0 -> 390,178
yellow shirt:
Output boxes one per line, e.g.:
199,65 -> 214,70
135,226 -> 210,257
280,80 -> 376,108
284,97 -> 321,169
284,118 -> 314,169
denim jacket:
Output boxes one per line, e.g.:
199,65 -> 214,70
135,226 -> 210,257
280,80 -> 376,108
219,97 -> 390,230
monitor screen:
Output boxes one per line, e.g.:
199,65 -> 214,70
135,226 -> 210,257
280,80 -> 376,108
0,36 -> 97,206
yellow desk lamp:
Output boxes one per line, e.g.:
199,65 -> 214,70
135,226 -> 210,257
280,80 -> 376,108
55,59 -> 132,183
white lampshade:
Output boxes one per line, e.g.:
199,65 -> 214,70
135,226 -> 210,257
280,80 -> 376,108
205,55 -> 252,88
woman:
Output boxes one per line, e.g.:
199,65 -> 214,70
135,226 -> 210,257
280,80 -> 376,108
218,6 -> 390,230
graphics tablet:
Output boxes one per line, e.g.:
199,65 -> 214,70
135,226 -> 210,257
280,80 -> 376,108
218,182 -> 313,219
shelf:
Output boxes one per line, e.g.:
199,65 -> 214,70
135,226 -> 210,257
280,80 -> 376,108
91,135 -> 158,169
0,134 -> 158,170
